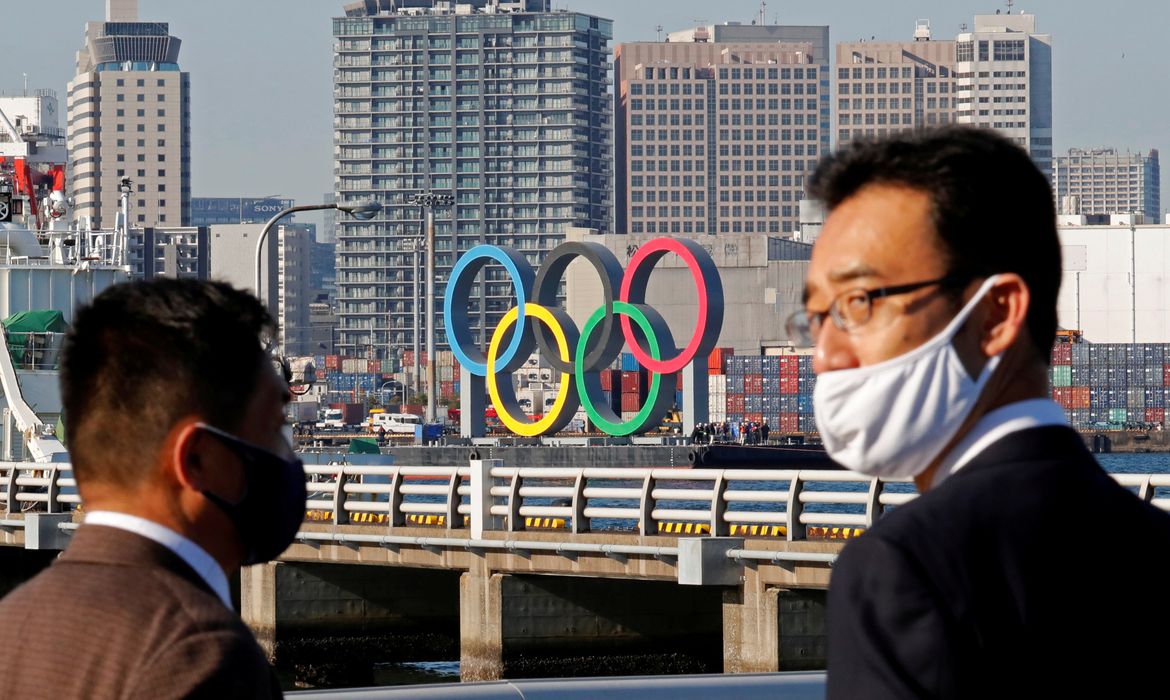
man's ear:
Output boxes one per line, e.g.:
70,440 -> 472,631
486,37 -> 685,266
166,419 -> 207,492
981,273 -> 1030,358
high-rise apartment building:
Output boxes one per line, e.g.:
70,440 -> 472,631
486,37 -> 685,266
332,0 -> 613,359
1054,148 -> 1160,221
835,21 -> 956,144
126,226 -> 209,280
615,24 -> 831,236
66,0 -> 191,229
954,13 -> 1052,176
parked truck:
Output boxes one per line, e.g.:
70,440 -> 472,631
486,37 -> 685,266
315,402 -> 365,431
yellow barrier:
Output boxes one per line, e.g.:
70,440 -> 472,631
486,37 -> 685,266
807,526 -> 865,539
655,523 -> 789,537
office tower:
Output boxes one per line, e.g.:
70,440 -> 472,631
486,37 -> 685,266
954,12 -> 1052,176
835,21 -> 956,144
616,23 -> 831,237
333,0 -> 613,359
209,223 -> 314,356
1054,148 -> 1160,221
66,0 -> 191,229
190,197 -> 296,226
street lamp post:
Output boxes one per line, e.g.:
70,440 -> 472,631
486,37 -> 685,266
410,192 -> 453,424
254,200 -> 381,351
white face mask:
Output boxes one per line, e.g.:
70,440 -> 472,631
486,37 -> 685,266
813,275 -> 1001,478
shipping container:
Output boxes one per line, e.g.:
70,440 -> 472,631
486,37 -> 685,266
325,355 -> 341,371
621,353 -> 638,372
621,392 -> 642,412
708,347 -> 733,374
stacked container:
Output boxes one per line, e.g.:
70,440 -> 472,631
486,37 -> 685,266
1050,342 -> 1169,428
721,354 -> 818,434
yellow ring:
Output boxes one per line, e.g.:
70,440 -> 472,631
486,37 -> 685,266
487,303 -> 572,436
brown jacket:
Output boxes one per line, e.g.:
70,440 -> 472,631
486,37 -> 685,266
0,524 -> 281,699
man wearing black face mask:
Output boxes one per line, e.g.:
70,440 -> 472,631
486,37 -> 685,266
0,279 -> 302,698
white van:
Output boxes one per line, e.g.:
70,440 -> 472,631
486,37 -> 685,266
371,412 -> 423,434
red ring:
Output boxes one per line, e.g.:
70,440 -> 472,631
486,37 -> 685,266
618,238 -> 710,374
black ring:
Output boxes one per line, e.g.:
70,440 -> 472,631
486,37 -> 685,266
532,242 -> 625,374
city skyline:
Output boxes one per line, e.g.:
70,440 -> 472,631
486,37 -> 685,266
4,0 -> 1169,215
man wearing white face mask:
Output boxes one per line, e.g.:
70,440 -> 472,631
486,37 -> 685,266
793,126 -> 1170,699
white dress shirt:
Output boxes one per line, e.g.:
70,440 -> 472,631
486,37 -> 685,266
931,398 -> 1069,489
84,510 -> 233,609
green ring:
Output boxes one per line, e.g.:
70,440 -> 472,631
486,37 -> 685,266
575,300 -> 664,436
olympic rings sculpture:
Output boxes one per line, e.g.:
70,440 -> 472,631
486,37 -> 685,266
444,237 -> 724,437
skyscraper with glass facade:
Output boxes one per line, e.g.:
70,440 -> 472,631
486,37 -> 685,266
332,0 -> 613,359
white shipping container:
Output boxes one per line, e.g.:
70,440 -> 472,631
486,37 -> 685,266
342,358 -> 364,374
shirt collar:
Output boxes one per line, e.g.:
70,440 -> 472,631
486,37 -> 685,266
931,398 -> 1068,489
83,511 -> 233,609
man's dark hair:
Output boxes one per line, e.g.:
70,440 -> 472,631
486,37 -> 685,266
61,279 -> 275,487
807,126 -> 1061,362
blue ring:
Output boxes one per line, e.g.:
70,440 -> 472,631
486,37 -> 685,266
444,245 -> 532,376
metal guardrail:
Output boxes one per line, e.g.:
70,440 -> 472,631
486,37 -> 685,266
4,460 -> 1170,543
288,671 -> 827,700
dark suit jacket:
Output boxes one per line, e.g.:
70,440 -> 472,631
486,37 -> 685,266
827,426 -> 1170,699
0,524 -> 281,699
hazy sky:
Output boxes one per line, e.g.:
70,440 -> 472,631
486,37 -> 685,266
4,1 -> 1168,216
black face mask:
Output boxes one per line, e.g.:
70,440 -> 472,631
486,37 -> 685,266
195,423 -> 306,565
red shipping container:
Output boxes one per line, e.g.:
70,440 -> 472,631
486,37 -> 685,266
1051,387 -> 1070,409
1146,408 -> 1165,424
708,347 -> 733,373
745,412 -> 763,423
1164,364 -> 1170,387
441,381 -> 454,398
1051,344 -> 1072,365
727,395 -> 745,413
1070,386 -> 1090,409
600,369 -> 615,392
745,375 -> 763,394
779,356 -> 799,373
325,355 -> 341,371
621,370 -> 643,393
780,376 -> 799,395
621,392 -> 642,412
368,359 -> 381,374
779,413 -> 799,433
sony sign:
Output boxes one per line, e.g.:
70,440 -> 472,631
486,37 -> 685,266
241,198 -> 296,223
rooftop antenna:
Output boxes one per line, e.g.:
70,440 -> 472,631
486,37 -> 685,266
759,0 -> 767,26
1006,0 -> 1014,13
655,24 -> 663,41
22,73 -> 27,96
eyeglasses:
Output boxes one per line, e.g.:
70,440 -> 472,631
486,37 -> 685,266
785,276 -> 954,346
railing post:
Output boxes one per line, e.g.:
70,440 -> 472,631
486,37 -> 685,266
639,472 -> 656,536
571,471 -> 589,534
865,477 -> 882,525
2,464 -> 15,513
1138,476 -> 1153,503
506,470 -> 524,532
470,458 -> 502,538
445,471 -> 462,529
46,465 -> 60,514
710,472 -> 730,537
331,463 -> 350,526
388,468 -> 405,528
786,472 -> 806,541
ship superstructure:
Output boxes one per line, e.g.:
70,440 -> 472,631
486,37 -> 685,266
0,89 -> 129,461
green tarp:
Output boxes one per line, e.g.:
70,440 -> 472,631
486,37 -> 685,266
3,310 -> 66,368
348,437 -> 382,454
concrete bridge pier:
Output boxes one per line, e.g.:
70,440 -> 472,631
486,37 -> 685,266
459,562 -> 724,682
723,567 -> 827,673
241,561 -> 461,685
